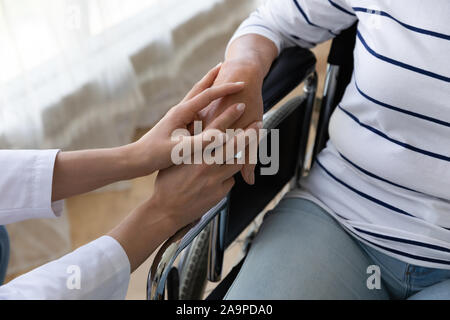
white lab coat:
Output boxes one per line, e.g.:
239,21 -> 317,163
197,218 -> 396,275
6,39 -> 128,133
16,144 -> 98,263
0,150 -> 130,299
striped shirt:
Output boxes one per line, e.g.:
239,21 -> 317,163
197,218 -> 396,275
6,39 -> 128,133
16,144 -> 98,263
231,0 -> 450,269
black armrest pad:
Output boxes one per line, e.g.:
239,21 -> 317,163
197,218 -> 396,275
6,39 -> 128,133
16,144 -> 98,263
225,96 -> 309,247
262,47 -> 316,112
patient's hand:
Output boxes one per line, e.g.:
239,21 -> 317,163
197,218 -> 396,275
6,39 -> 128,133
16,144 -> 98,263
197,59 -> 265,185
130,63 -> 246,175
197,34 -> 278,185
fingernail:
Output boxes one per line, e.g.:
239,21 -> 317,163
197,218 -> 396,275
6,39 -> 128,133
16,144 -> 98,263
236,103 -> 246,112
216,62 -> 222,68
256,121 -> 263,129
249,171 -> 255,185
235,81 -> 245,85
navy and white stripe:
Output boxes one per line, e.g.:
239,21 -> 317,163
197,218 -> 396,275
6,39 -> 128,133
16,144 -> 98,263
231,0 -> 450,269
328,0 -> 355,17
356,31 -> 450,83
292,0 -> 338,36
352,7 -> 450,41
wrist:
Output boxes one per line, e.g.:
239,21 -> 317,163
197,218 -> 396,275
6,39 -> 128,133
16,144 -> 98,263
144,195 -> 180,233
222,57 -> 266,81
108,196 -> 179,272
118,142 -> 156,180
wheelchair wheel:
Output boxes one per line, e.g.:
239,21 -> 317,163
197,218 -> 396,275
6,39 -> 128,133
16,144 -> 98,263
178,224 -> 210,300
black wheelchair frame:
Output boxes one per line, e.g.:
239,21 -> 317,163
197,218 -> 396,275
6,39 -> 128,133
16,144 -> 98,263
147,23 -> 358,300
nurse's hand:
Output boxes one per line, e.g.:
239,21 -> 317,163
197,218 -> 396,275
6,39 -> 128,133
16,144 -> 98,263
151,120 -> 261,230
130,63 -> 246,175
51,64 -> 246,202
109,119 -> 261,271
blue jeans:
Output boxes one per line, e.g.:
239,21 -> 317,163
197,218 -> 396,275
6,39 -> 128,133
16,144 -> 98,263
225,198 -> 450,299
0,226 -> 9,285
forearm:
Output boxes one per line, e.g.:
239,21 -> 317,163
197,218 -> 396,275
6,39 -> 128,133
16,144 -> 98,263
51,142 -> 150,201
225,34 -> 278,80
108,198 -> 179,272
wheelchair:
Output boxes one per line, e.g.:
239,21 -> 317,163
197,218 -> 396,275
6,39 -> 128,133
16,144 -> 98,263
147,23 -> 358,300
0,226 -> 9,285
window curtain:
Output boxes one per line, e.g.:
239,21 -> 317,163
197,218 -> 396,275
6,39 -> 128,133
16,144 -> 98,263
0,0 -> 156,150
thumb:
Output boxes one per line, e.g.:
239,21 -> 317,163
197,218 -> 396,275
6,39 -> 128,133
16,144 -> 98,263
242,163 -> 256,185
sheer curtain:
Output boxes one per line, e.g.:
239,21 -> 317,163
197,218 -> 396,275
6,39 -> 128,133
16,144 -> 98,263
0,0 -> 258,276
0,0 -> 158,150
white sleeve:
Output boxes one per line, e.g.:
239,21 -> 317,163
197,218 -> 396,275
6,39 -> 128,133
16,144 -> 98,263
0,150 -> 64,225
0,236 -> 130,300
229,0 -> 358,54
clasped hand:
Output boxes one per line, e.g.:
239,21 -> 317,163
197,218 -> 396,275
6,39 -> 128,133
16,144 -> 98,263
134,63 -> 261,230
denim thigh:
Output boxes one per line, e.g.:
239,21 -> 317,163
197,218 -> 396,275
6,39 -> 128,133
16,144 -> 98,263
360,242 -> 450,300
225,198 -> 389,299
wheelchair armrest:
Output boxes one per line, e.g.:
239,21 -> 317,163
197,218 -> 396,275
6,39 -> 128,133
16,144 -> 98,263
147,198 -> 228,299
262,47 -> 316,112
